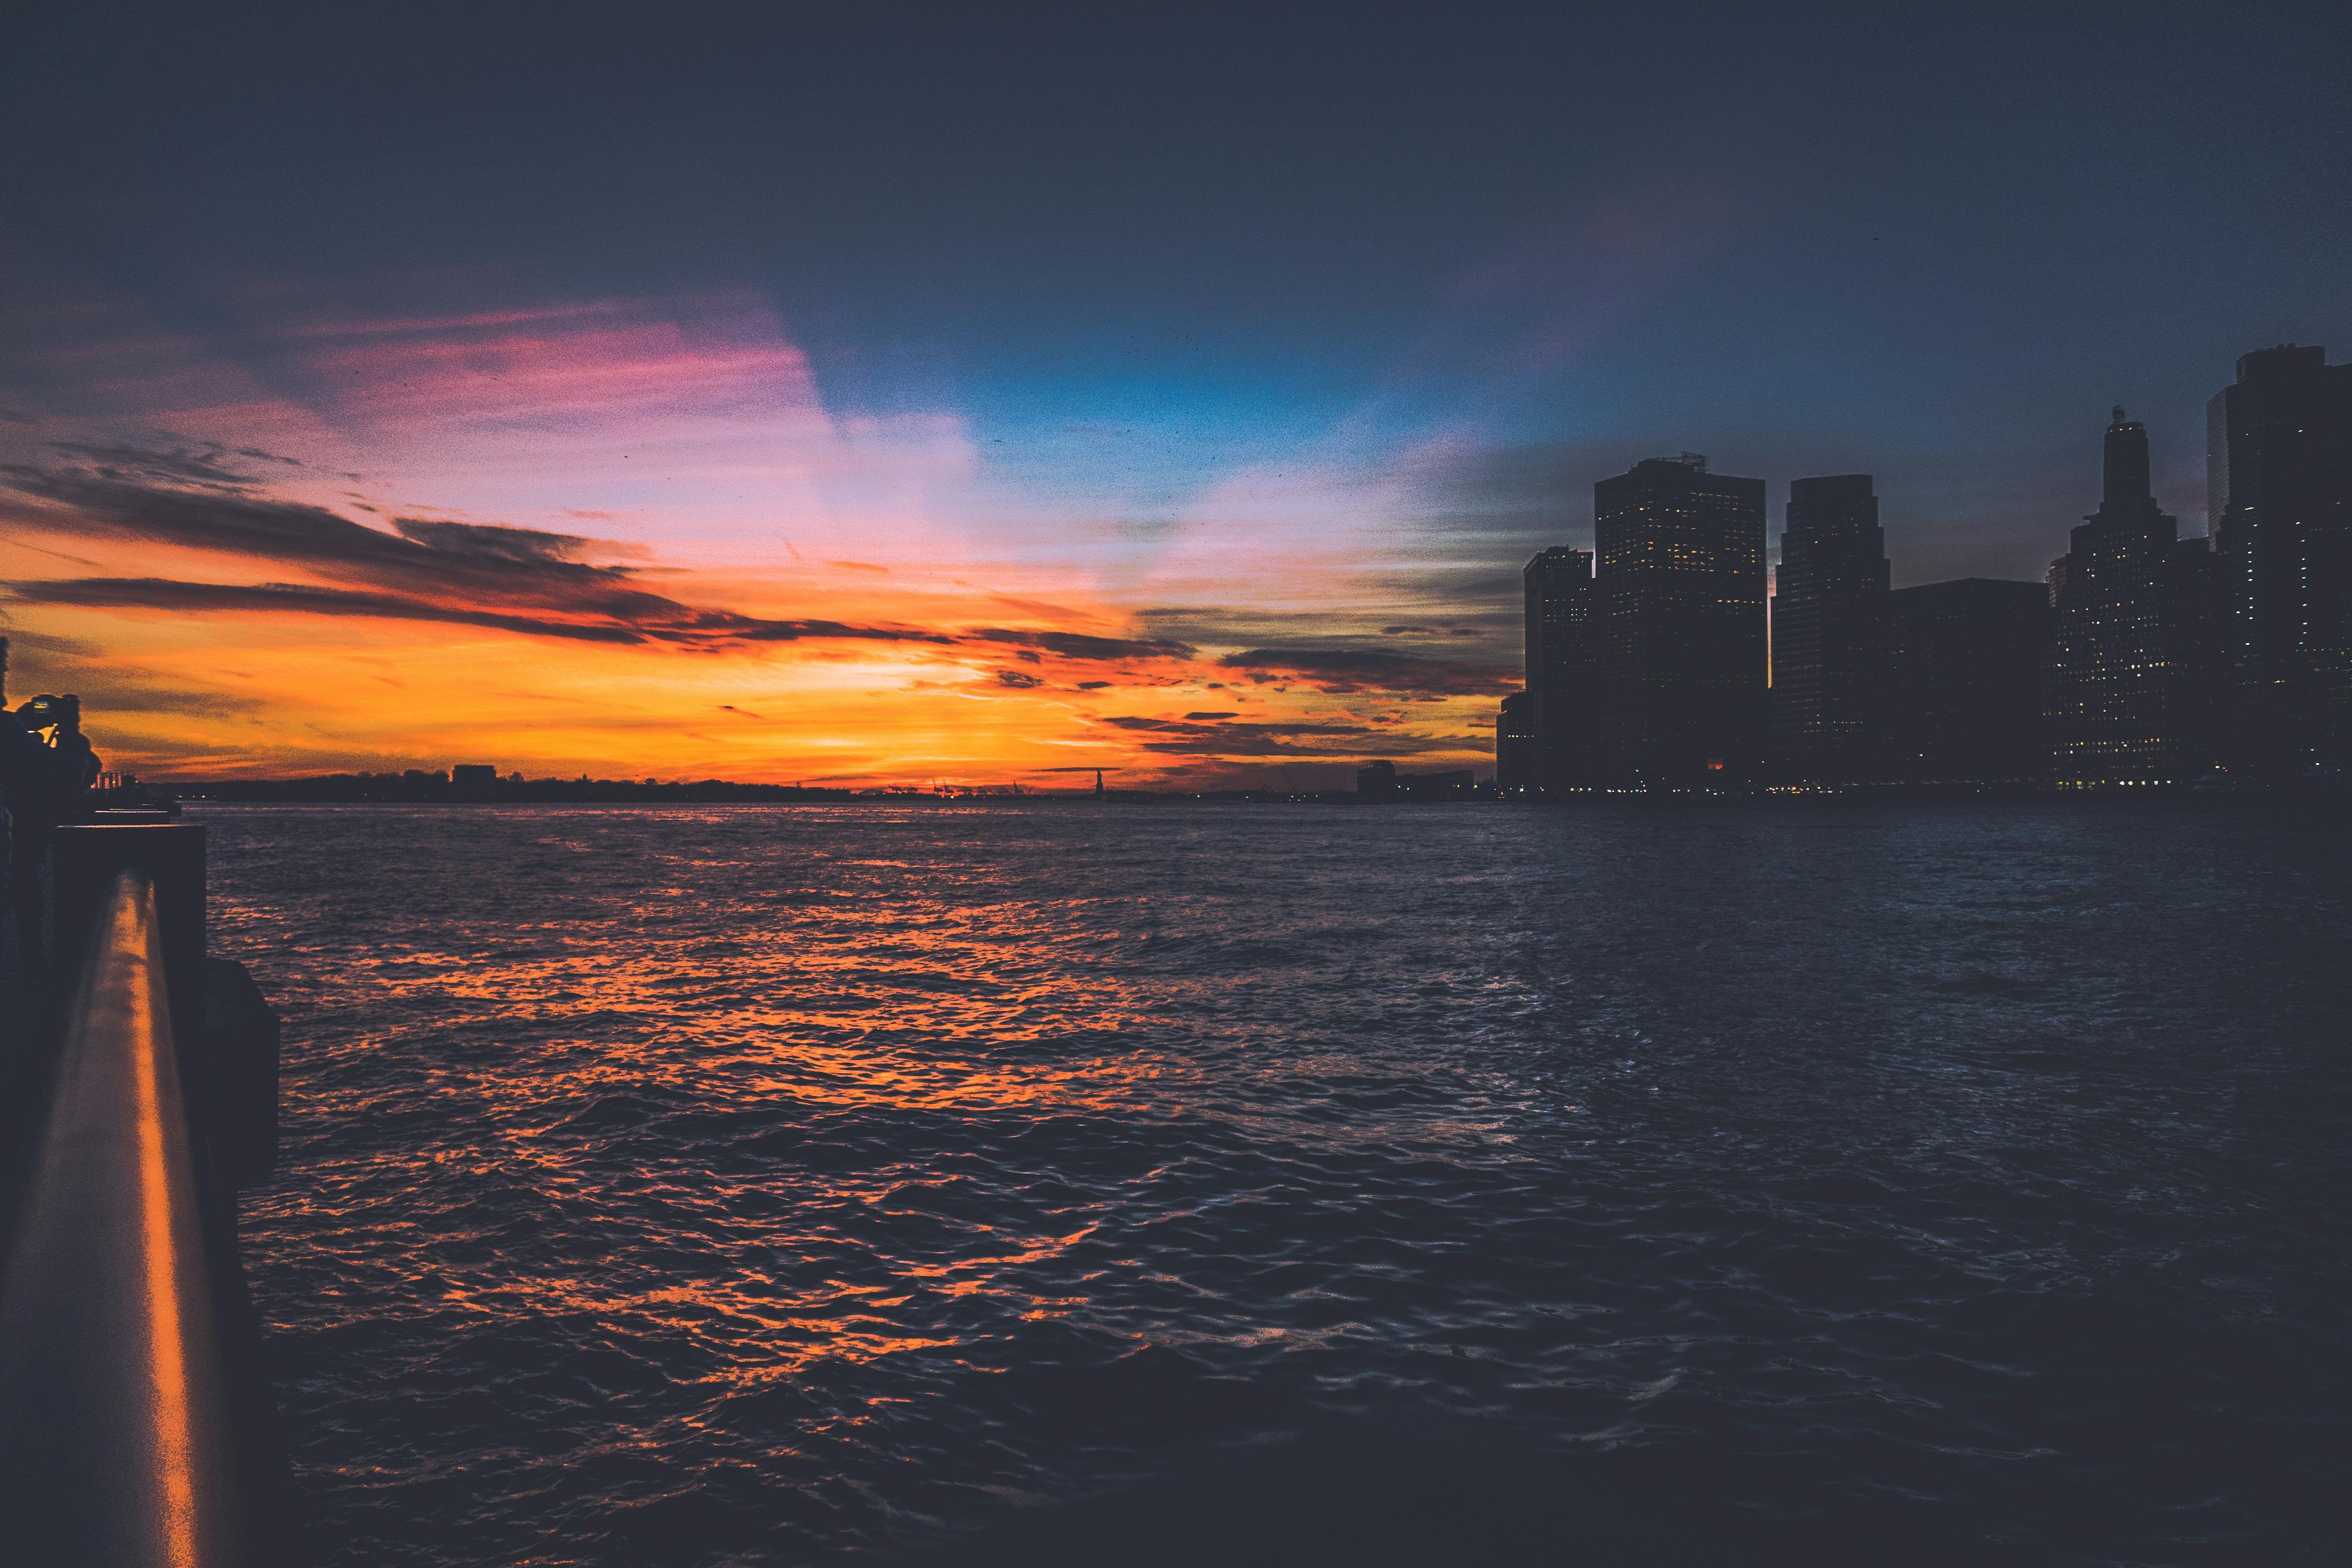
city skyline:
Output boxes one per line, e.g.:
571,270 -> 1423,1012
1508,356 -> 2347,795
1,5 -> 2345,786
8,344 -> 2334,791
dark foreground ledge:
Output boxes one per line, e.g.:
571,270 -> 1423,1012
0,823 -> 289,1567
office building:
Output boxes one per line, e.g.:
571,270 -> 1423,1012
2047,408 -> 2215,786
1771,474 -> 1889,785
1593,454 -> 1768,788
1523,546 -> 1599,792
2208,344 -> 2352,777
1883,580 -> 2048,783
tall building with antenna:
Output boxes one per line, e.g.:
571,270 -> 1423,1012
2047,408 -> 2218,786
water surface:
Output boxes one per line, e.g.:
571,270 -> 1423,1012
207,803 -> 2352,1564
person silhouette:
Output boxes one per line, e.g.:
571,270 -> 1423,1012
2,695 -> 102,811
2,693 -> 103,1003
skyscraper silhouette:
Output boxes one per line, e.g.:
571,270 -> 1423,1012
2208,345 -> 2352,778
1593,455 -> 1768,788
1771,474 -> 1888,786
2047,408 -> 2216,786
1522,546 -> 1598,792
1883,579 -> 2049,784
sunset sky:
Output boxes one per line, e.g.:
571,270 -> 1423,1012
2,2 -> 2345,786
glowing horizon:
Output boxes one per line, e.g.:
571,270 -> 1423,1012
0,288 -> 1519,787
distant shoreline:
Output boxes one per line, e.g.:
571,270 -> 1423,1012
153,785 -> 2327,808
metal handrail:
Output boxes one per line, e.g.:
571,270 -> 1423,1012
1,868 -> 246,1566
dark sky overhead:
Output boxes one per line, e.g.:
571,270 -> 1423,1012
1,1 -> 2345,780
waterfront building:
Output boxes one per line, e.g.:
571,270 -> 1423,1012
1494,691 -> 1536,795
452,764 -> 499,801
1592,454 -> 1768,788
1523,546 -> 1598,792
1356,760 -> 1475,801
1771,474 -> 1889,785
2208,344 -> 2352,778
1883,579 -> 2048,784
2047,408 -> 2216,786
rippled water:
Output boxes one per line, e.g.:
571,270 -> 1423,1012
206,803 -> 2351,1566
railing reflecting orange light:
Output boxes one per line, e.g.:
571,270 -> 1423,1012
0,869 -> 244,1566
